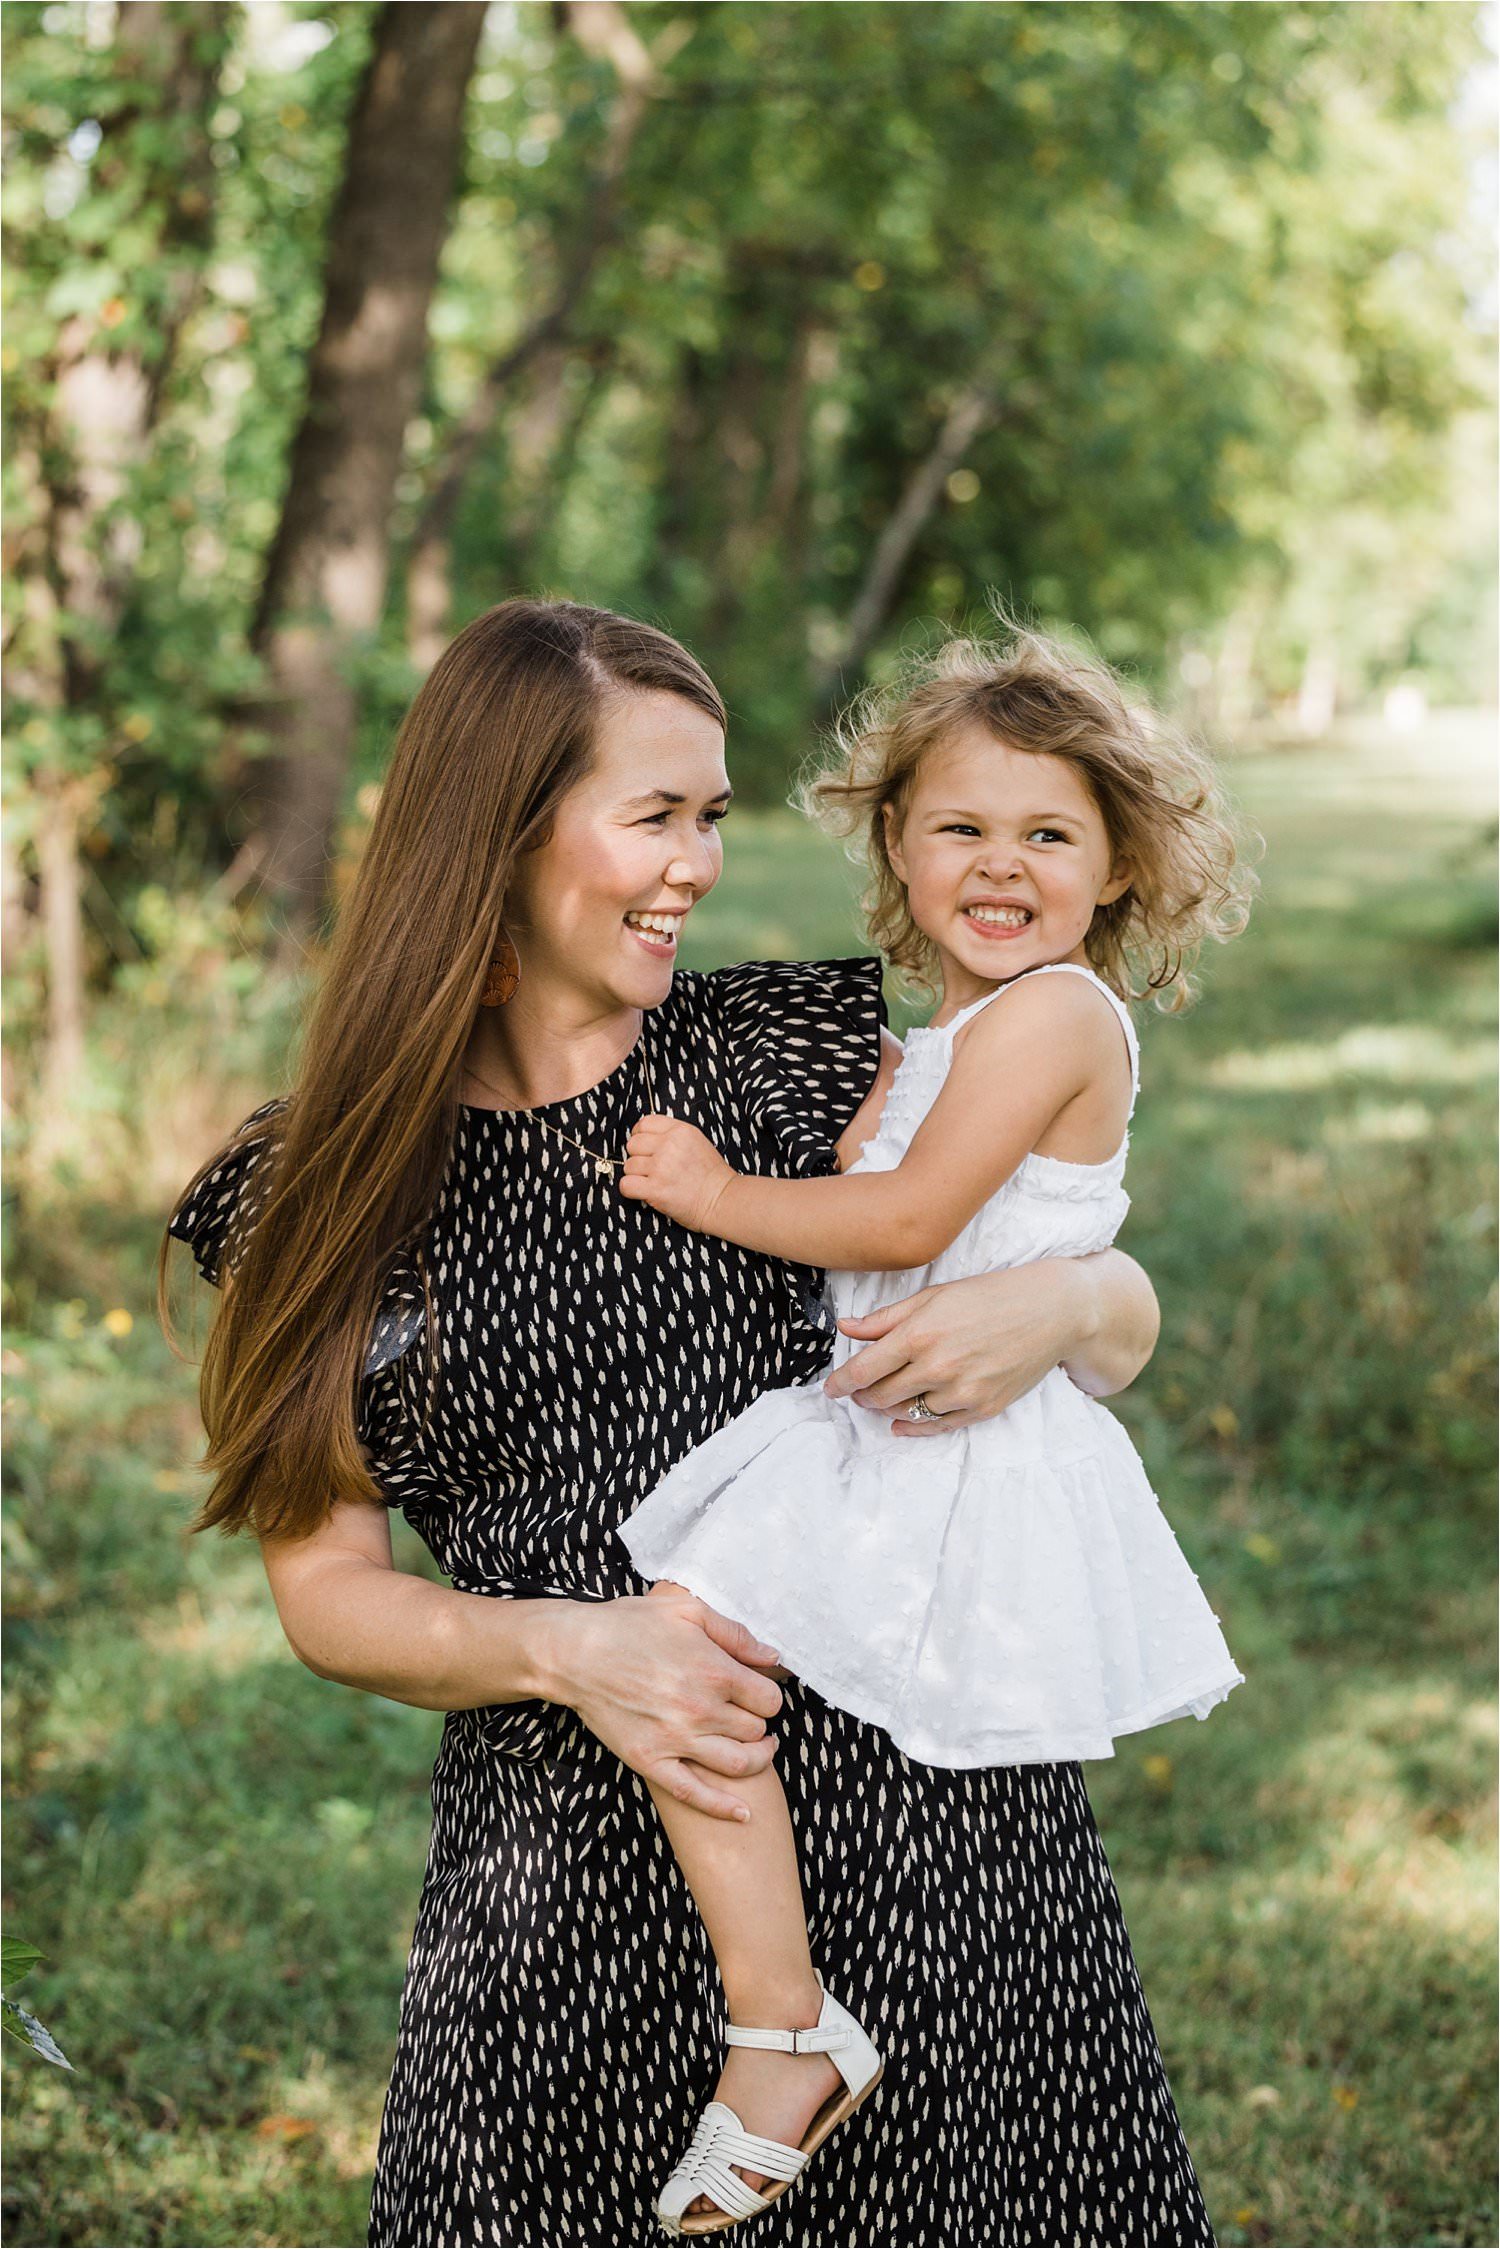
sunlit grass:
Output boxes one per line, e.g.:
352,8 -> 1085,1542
2,713 -> 1495,2246
1206,1025 -> 1496,1092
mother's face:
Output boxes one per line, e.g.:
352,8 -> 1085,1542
505,688 -> 731,1014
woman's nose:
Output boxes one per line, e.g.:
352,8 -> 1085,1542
667,835 -> 716,887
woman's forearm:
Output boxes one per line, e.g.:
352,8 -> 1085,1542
1056,1247 -> 1160,1398
273,1548 -> 567,1712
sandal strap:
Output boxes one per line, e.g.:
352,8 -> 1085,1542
658,2103 -> 807,2226
724,2021 -> 853,2054
692,2105 -> 807,2181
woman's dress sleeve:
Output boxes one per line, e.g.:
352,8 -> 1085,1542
169,1100 -> 432,1509
166,1096 -> 288,1288
708,954 -> 888,1177
353,1247 -> 437,1515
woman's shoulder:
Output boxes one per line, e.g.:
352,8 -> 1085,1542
671,955 -> 889,1175
679,952 -> 887,1024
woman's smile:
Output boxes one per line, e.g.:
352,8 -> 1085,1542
624,906 -> 691,956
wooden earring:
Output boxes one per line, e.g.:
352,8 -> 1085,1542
481,931 -> 521,1006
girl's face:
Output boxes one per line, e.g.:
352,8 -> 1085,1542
503,688 -> 730,1016
885,723 -> 1131,1000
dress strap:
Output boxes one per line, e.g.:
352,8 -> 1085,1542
943,962 -> 1139,1118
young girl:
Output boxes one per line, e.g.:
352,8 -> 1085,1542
614,617 -> 1255,2239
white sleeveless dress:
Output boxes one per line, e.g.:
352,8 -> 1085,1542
616,961 -> 1245,1766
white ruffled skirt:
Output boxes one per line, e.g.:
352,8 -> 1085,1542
615,1365 -> 1244,1767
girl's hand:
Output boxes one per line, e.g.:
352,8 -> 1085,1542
621,1113 -> 737,1231
823,1257 -> 1123,1435
540,1582 -> 786,1820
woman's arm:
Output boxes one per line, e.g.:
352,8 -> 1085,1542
260,1502 -> 786,1820
823,1245 -> 1160,1434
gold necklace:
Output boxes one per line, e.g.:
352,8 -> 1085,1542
460,1019 -> 657,1178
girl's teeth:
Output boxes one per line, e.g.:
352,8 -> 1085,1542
967,907 -> 1031,927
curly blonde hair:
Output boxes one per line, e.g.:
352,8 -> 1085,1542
797,602 -> 1260,1011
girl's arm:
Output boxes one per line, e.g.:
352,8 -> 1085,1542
831,1029 -> 1157,1408
622,973 -> 1118,1270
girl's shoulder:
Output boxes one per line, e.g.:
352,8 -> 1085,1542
949,964 -> 1139,1107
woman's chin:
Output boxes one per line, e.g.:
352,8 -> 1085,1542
611,937 -> 678,1008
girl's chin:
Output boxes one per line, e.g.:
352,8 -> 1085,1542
950,927 -> 1039,973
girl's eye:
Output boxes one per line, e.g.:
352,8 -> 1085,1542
1029,828 -> 1069,844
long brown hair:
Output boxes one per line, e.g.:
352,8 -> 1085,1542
158,600 -> 726,1542
798,599 -> 1258,1010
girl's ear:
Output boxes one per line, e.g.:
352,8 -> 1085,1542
881,799 -> 908,882
1098,856 -> 1133,907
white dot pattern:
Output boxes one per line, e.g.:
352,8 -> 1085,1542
167,957 -> 1216,2248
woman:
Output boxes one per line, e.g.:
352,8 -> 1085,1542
162,600 -> 1215,2248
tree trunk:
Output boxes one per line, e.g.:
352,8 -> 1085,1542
1212,591 -> 1268,742
1295,636 -> 1340,737
505,337 -> 617,584
19,1 -> 232,1117
34,776 -> 87,1119
812,378 -> 1001,706
403,0 -> 672,670
247,1 -> 486,949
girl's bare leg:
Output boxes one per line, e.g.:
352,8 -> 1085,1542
648,1757 -> 842,2210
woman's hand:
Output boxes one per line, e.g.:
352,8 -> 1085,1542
822,1249 -> 1157,1434
620,1114 -> 737,1232
538,1580 -> 786,1820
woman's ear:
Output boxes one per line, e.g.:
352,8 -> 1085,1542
881,800 -> 908,883
1099,856 -> 1133,907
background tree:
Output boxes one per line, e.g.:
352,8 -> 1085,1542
3,1 -> 234,1125
243,0 -> 486,949
1,0 -> 1491,1056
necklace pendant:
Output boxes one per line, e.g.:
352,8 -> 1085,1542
595,1156 -> 614,1178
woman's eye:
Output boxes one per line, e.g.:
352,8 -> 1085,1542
639,809 -> 730,828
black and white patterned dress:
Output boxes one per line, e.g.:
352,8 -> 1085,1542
169,956 -> 1216,2249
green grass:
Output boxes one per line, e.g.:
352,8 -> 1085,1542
3,713 -> 1495,2246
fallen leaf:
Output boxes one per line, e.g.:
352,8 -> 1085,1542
257,2114 -> 319,2142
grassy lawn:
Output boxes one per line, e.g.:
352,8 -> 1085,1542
3,714 -> 1495,2247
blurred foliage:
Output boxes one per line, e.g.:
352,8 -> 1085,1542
1,3 -> 1493,977
2,717 -> 1495,2246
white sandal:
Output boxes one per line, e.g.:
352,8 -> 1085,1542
653,1972 -> 884,2239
